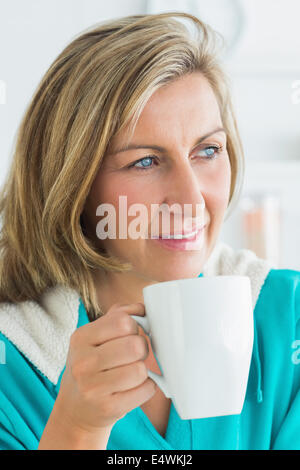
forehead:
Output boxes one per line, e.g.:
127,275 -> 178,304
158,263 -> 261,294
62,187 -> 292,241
144,73 -> 219,116
110,73 -> 222,150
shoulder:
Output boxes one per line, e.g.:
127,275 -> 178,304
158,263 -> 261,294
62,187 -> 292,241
254,267 -> 300,384
0,329 -> 53,450
0,328 -> 43,403
0,284 -> 81,385
257,268 -> 300,325
251,268 -> 300,415
203,241 -> 300,332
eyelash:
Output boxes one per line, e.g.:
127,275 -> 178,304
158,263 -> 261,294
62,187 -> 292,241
128,145 -> 223,171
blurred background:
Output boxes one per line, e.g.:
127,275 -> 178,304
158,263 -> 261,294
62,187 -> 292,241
0,0 -> 299,269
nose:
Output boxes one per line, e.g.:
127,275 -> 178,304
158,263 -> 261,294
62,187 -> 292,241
162,158 -> 206,228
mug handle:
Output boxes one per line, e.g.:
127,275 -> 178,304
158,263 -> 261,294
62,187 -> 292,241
131,314 -> 171,398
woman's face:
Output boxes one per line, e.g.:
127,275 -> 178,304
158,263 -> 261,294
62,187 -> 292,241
83,72 -> 231,282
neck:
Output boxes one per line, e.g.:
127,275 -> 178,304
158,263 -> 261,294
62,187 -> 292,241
93,268 -> 156,315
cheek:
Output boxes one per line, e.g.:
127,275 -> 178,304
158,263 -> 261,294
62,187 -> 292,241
88,173 -> 159,235
93,170 -> 154,203
200,158 -> 231,213
213,154 -> 231,196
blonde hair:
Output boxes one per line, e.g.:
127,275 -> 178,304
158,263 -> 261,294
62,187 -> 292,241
0,12 -> 244,319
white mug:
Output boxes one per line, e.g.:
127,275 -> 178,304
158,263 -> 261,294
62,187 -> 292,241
132,275 -> 254,420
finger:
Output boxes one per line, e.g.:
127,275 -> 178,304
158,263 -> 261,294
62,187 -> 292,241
109,302 -> 146,317
96,334 -> 149,371
76,303 -> 145,346
96,361 -> 149,395
124,302 -> 145,317
68,332 -> 149,381
109,378 -> 157,417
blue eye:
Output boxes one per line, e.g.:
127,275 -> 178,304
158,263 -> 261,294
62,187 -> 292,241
130,156 -> 156,170
197,146 -> 221,158
129,146 -> 222,172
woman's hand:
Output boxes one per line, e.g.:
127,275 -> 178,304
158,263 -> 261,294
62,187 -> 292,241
38,302 -> 157,449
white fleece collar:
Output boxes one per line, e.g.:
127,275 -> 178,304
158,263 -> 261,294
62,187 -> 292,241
202,242 -> 274,309
0,284 -> 80,384
0,242 -> 274,385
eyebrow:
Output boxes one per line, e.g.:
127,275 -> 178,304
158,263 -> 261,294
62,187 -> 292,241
107,127 -> 226,156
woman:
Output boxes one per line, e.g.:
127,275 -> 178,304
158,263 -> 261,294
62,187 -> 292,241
0,12 -> 299,450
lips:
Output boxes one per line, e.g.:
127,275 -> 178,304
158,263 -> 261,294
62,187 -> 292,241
158,225 -> 206,239
152,225 -> 206,252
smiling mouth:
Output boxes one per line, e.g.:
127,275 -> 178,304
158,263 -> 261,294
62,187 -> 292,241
149,225 -> 206,241
159,228 -> 204,239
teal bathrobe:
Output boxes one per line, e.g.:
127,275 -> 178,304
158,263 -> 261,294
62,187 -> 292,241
0,242 -> 299,450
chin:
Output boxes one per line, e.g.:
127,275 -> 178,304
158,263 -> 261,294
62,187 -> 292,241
148,259 -> 205,283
